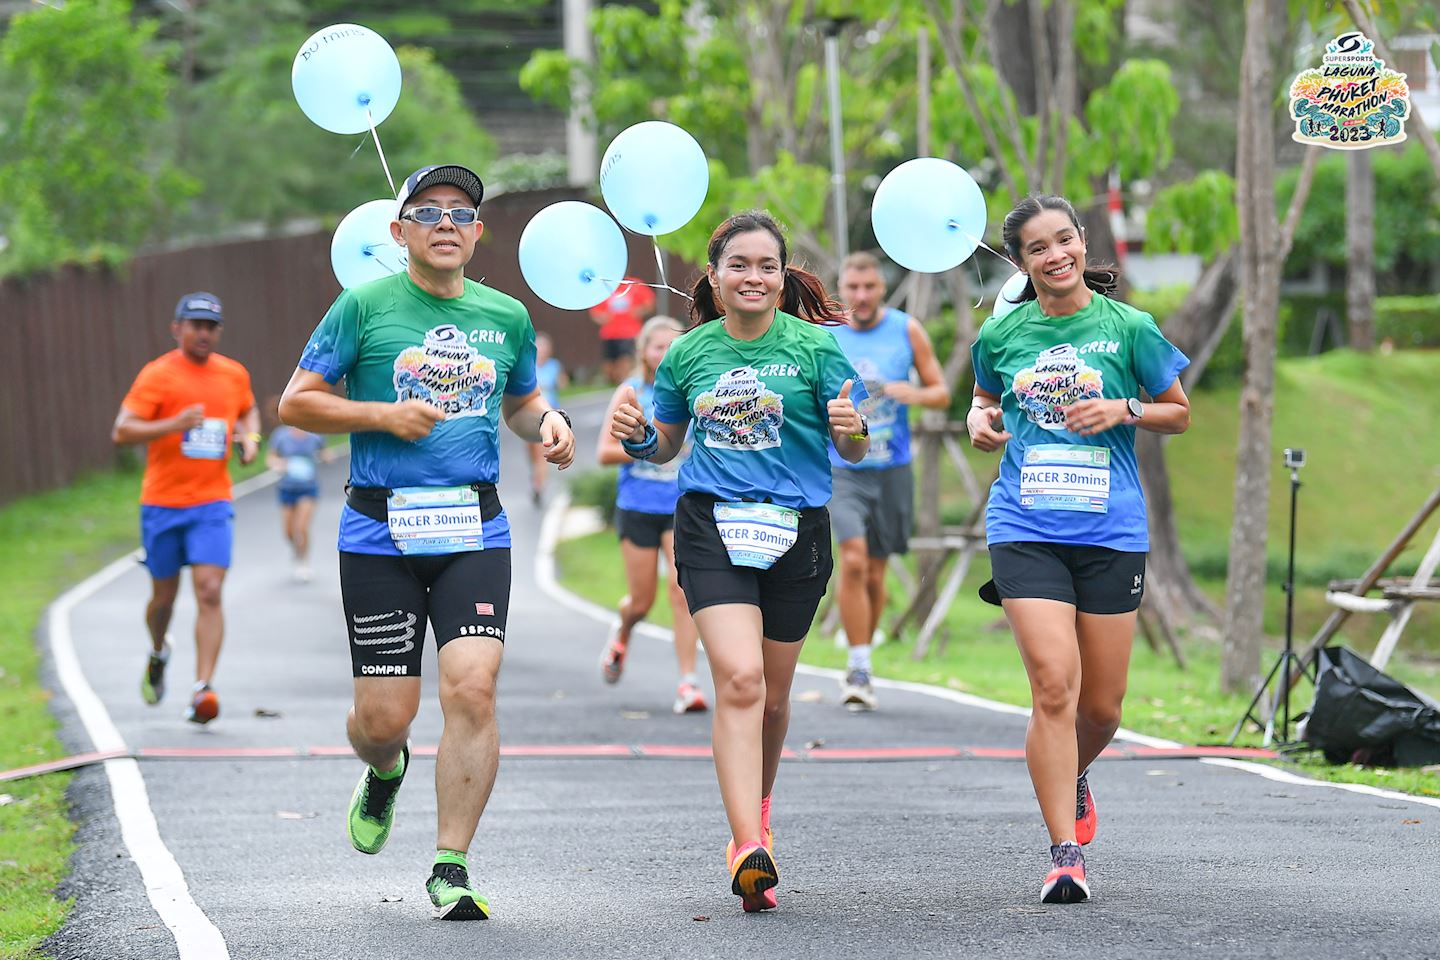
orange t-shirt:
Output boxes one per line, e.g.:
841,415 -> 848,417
122,350 -> 256,507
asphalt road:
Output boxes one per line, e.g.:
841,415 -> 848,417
40,397 -> 1440,960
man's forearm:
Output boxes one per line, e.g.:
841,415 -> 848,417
281,389 -> 388,435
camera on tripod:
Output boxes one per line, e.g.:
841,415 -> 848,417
1284,448 -> 1306,470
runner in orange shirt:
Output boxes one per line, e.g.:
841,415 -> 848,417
112,292 -> 260,723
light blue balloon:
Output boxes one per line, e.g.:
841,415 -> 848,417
519,202 -> 627,310
992,270 -> 1031,319
292,24 -> 402,135
331,199 -> 406,289
600,121 -> 709,236
871,158 -> 987,273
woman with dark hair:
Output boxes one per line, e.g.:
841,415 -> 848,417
609,211 -> 869,913
968,195 -> 1192,904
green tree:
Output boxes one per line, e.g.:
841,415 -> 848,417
521,0 -> 921,273
0,0 -> 196,275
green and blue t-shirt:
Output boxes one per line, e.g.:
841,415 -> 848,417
970,293 -> 1188,552
652,311 -> 863,510
299,272 -> 538,554
616,376 -> 685,516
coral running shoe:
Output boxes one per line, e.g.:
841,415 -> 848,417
184,683 -> 219,724
1041,841 -> 1091,904
727,840 -> 778,913
1075,770 -> 1097,845
673,681 -> 708,714
599,622 -> 627,685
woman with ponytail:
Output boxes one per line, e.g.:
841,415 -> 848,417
968,195 -> 1192,904
608,211 -> 868,913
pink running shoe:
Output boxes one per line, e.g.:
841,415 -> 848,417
1075,771 -> 1097,845
1041,842 -> 1091,904
672,681 -> 707,714
727,840 -> 778,913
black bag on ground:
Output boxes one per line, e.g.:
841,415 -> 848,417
1302,645 -> 1440,766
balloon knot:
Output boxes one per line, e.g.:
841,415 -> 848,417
358,93 -> 372,106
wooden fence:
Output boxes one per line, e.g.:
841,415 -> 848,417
0,187 -> 698,506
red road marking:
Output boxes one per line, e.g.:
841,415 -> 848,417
0,743 -> 1280,782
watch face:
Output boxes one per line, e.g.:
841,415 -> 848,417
1127,397 -> 1143,419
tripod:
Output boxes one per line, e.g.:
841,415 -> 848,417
1229,450 -> 1316,747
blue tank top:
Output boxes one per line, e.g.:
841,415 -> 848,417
616,377 -> 683,515
829,307 -> 915,470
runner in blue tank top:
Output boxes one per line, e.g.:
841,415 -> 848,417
829,251 -> 951,710
596,315 -> 706,714
609,211 -> 867,914
967,195 -> 1191,905
278,163 -> 576,921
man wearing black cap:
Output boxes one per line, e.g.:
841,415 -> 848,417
280,163 -> 576,921
113,292 -> 260,725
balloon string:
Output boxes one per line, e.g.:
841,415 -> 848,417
598,277 -> 694,302
366,108 -> 398,199
651,238 -> 669,291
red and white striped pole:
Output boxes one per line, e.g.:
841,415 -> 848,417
1108,168 -> 1128,265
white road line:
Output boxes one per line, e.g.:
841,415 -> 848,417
538,494 -> 1440,809
1200,757 -> 1440,809
45,462 -> 305,958
49,552 -> 231,958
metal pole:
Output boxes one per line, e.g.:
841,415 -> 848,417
1281,466 -> 1301,741
564,0 -> 597,186
824,30 -> 849,265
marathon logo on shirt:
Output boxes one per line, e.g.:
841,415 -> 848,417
1012,343 -> 1105,432
693,366 -> 785,451
393,323 -> 498,418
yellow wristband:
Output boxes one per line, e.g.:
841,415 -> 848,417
242,432 -> 261,443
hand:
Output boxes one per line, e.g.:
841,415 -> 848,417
828,379 -> 864,436
386,400 -> 445,442
540,410 -> 575,470
967,405 -> 1011,452
609,385 -> 649,443
173,404 -> 206,433
237,435 -> 259,466
1063,398 -> 1128,437
883,381 -> 924,405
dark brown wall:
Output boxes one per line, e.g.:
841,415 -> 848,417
0,187 -> 698,506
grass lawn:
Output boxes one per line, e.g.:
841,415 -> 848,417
0,453 -> 267,960
556,349 -> 1440,802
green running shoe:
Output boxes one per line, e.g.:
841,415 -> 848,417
347,744 -> 409,855
140,640 -> 171,706
427,862 -> 491,920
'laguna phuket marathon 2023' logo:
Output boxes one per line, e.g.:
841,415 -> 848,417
1289,32 -> 1410,150
694,366 -> 784,450
393,324 -> 497,418
1012,344 -> 1105,432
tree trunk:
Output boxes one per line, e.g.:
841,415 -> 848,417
1346,149 -> 1375,352
1221,0 -> 1283,694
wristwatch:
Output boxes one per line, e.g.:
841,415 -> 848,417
1125,397 -> 1144,423
848,414 -> 869,441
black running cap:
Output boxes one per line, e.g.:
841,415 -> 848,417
397,164 -> 485,210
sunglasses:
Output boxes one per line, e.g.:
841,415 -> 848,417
400,206 -> 479,226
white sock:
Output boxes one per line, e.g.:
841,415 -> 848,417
848,643 -> 872,671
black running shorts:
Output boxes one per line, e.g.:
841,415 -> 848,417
672,492 -> 833,643
340,549 -> 512,678
615,508 -> 674,549
983,541 -> 1146,615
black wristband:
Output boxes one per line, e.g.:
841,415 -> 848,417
539,408 -> 572,432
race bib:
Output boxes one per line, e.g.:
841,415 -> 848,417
630,458 -> 680,482
1019,444 -> 1111,513
284,457 -> 317,484
180,418 -> 228,460
386,486 -> 485,555
712,501 -> 799,570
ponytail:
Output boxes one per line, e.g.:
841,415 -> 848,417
780,264 -> 846,325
